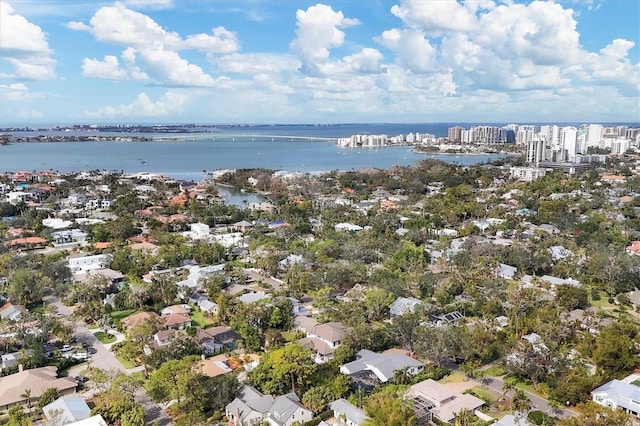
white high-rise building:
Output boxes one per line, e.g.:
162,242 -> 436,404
586,124 -> 604,148
516,125 -> 536,145
560,126 -> 578,162
551,125 -> 560,150
527,136 -> 546,166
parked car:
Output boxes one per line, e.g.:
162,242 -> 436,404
86,347 -> 97,354
71,352 -> 89,360
61,345 -> 72,352
74,375 -> 88,383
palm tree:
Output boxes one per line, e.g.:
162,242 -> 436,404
20,388 -> 32,416
502,379 -> 516,412
453,409 -> 472,426
502,379 -> 516,397
512,389 -> 531,418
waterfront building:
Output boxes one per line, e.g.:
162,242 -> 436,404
337,134 -> 387,148
470,126 -> 506,144
447,126 -> 464,143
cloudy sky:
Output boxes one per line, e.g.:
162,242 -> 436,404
0,0 -> 638,125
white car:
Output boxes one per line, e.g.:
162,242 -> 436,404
71,352 -> 89,360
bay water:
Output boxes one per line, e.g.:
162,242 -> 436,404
0,125 -> 506,181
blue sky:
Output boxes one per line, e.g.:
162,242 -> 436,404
1,0 -> 638,125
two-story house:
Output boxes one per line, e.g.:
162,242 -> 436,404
297,321 -> 347,363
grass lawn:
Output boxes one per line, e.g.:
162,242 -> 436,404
484,365 -> 506,377
87,322 -> 99,330
502,376 -> 538,395
110,309 -> 137,322
440,372 -> 466,384
469,386 -> 497,402
189,310 -> 213,328
115,355 -> 136,369
94,331 -> 117,344
590,291 -> 614,308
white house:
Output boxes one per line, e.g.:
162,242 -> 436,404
340,349 -> 424,384
334,223 -> 363,232
496,264 -> 518,280
389,297 -> 422,318
6,191 -> 33,204
592,380 -> 640,417
68,254 -> 111,275
521,274 -> 581,288
52,229 -> 88,247
328,399 -> 369,426
183,223 -> 211,240
43,397 -> 91,424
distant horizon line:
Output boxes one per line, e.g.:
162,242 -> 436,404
2,121 -> 640,129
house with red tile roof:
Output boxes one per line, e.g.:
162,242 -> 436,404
626,241 -> 640,256
121,311 -> 159,330
162,313 -> 192,330
5,236 -> 47,250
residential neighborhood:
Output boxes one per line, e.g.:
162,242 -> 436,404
0,149 -> 639,426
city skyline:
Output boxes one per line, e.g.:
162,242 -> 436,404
1,0 -> 639,125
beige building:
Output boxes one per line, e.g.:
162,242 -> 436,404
0,366 -> 77,410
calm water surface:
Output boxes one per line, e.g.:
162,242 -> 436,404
0,132 -> 505,181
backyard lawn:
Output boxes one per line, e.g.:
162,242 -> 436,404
190,310 -> 213,328
110,309 -> 138,322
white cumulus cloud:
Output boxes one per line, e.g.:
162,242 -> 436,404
216,53 -> 300,75
290,3 -> 359,75
85,90 -> 188,118
82,52 -> 149,81
0,1 -> 56,80
377,28 -> 436,73
391,0 -> 480,34
68,2 -> 239,87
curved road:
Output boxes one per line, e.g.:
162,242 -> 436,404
44,295 -> 174,425
477,374 -> 577,419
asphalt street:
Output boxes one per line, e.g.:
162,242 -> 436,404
44,295 -> 174,425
